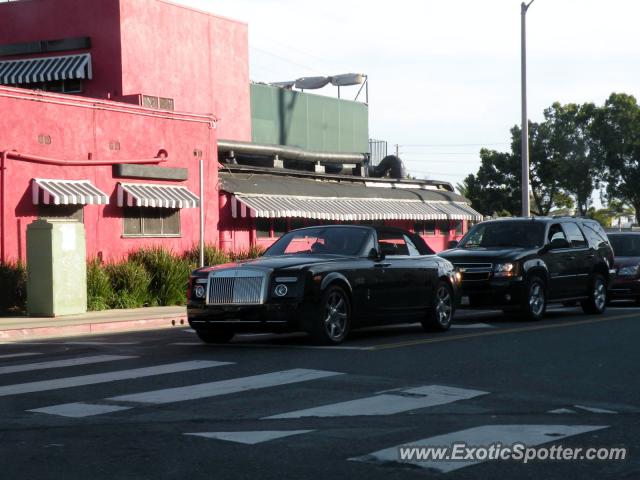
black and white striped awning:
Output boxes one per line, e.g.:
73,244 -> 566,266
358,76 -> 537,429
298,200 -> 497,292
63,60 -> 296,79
0,53 -> 92,85
32,178 -> 109,205
117,183 -> 199,209
231,194 -> 482,221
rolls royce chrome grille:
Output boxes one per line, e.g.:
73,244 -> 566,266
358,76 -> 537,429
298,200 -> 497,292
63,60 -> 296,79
206,272 -> 265,305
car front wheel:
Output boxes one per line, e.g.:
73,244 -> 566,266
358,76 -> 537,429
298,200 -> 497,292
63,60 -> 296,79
581,274 -> 607,315
520,276 -> 546,321
309,285 -> 351,345
422,281 -> 454,332
195,329 -> 235,344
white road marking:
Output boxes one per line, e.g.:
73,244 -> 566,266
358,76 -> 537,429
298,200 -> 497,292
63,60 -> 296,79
63,342 -> 140,346
351,424 -> 608,473
549,408 -> 576,414
108,369 -> 343,405
29,403 -> 131,418
4,360 -> 229,397
451,323 -> 495,329
182,329 -> 196,334
169,342 -> 203,346
185,430 -> 313,445
265,385 -> 487,419
0,355 -> 136,375
0,352 -> 42,360
574,405 -> 618,414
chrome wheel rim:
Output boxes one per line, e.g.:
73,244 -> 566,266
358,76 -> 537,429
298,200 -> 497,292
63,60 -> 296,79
529,283 -> 545,316
324,291 -> 348,340
436,286 -> 453,326
594,279 -> 607,311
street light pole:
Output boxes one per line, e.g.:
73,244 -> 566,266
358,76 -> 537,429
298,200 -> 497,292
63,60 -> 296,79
521,0 -> 535,217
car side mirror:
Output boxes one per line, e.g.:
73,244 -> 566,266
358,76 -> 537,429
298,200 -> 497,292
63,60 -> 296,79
368,248 -> 385,261
447,240 -> 459,249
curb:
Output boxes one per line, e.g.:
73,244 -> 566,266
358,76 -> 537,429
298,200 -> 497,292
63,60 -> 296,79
0,315 -> 188,342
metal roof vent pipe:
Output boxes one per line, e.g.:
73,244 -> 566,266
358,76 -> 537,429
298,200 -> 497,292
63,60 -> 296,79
368,155 -> 406,179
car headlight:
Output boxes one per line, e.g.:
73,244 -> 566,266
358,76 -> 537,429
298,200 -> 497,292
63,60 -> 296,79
193,284 -> 206,299
494,262 -> 518,278
618,265 -> 640,277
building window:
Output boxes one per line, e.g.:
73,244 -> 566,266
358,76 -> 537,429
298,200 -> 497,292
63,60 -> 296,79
123,207 -> 180,236
453,220 -> 463,235
255,218 -> 271,238
15,79 -> 84,94
143,95 -> 175,111
413,221 -> 436,236
38,204 -> 84,223
273,218 -> 288,237
436,221 -> 450,235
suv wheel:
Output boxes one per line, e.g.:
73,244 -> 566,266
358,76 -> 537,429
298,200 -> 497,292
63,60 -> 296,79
581,274 -> 607,315
520,276 -> 546,321
422,281 -> 454,332
195,329 -> 235,344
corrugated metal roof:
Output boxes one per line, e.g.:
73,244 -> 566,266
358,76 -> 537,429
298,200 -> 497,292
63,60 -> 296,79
117,183 -> 199,209
32,178 -> 109,205
219,172 -> 468,203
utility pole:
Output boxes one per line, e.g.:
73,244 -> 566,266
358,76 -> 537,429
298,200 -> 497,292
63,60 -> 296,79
521,0 -> 535,217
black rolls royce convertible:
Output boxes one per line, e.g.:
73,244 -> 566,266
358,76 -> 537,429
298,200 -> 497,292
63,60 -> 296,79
187,225 -> 460,345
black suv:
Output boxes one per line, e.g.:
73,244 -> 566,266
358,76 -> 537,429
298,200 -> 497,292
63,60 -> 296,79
439,217 -> 615,320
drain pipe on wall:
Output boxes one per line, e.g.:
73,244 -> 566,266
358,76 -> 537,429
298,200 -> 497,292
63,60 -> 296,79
0,149 -> 169,263
199,158 -> 205,268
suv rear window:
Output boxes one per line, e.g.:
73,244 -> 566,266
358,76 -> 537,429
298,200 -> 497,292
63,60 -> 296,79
581,221 -> 610,248
563,222 -> 588,248
458,221 -> 546,249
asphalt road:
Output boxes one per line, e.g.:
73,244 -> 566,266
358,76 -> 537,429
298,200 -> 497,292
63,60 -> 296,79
1,304 -> 639,480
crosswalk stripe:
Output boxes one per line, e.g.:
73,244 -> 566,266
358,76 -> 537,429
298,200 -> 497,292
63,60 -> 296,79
574,405 -> 617,414
185,430 -> 313,445
1,360 -> 230,397
29,403 -> 132,418
108,369 -> 343,405
265,385 -> 488,419
350,424 -> 608,473
64,342 -> 140,346
0,352 -> 42,360
451,323 -> 495,329
0,355 -> 136,375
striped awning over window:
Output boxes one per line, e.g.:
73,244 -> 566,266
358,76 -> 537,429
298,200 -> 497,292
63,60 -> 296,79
117,183 -> 199,209
0,53 -> 92,85
32,178 -> 109,205
231,194 -> 483,221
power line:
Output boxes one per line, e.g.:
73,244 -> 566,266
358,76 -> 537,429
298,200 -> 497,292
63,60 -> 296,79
400,143 -> 509,148
249,46 -> 324,75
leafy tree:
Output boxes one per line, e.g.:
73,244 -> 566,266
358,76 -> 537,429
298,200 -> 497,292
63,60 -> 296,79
544,102 -> 601,216
592,93 -> 640,224
460,148 -> 521,216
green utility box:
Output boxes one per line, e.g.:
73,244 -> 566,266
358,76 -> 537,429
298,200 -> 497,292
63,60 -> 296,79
26,219 -> 87,317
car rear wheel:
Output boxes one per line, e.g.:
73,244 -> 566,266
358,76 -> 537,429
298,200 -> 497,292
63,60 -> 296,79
422,281 -> 454,332
309,285 -> 351,345
520,276 -> 546,321
195,329 -> 235,344
581,274 -> 607,315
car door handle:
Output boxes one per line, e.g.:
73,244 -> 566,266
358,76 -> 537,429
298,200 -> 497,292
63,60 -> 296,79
374,263 -> 391,268
586,254 -> 595,258
567,255 -> 575,261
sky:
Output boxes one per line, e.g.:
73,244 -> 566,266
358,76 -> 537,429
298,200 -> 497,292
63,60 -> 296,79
174,0 -> 640,196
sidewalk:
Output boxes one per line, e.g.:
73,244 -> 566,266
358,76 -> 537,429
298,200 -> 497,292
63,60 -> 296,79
0,306 -> 187,342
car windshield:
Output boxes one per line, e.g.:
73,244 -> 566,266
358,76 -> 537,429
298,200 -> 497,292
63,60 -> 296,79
609,235 -> 640,257
263,227 -> 370,257
458,221 -> 546,249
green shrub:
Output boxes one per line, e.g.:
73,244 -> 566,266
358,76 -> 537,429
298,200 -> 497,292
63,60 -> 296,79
0,261 -> 27,315
129,247 -> 191,306
231,245 -> 265,261
86,260 -> 113,311
105,260 -> 152,309
184,244 -> 232,267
